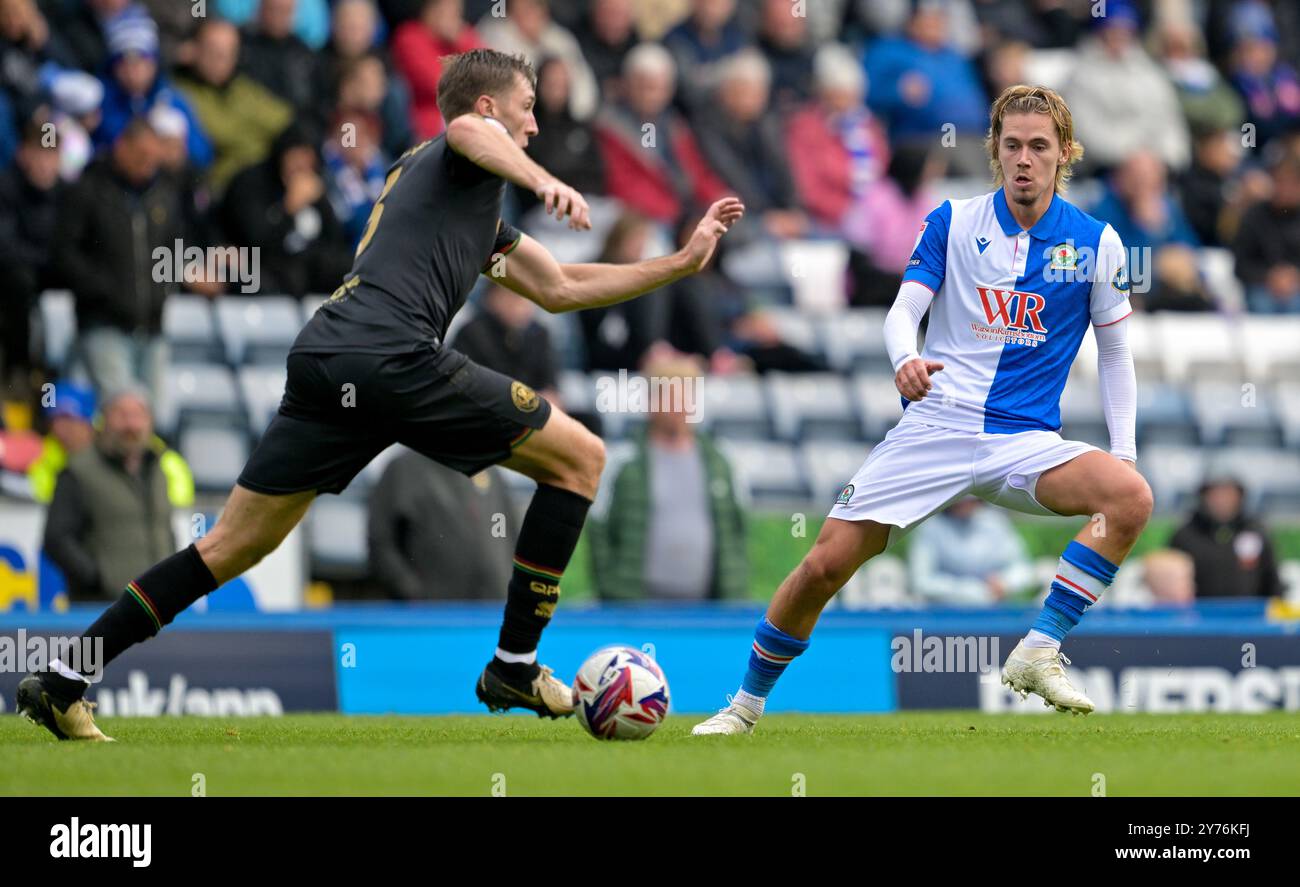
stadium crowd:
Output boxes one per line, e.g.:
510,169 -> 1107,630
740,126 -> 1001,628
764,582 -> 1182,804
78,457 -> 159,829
0,0 -> 1296,606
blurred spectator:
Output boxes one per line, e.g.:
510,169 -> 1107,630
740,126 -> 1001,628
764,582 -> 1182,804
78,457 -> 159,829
368,452 -> 515,600
1169,475 -> 1283,598
27,382 -> 96,504
1155,16 -> 1246,135
149,103 -> 222,268
176,17 -> 292,195
391,0 -> 482,139
1091,149 -> 1200,256
662,0 -> 748,114
1178,124 -> 1270,248
980,37 -> 1030,100
694,49 -> 807,242
48,70 -> 102,182
1142,548 -> 1196,606
1,0 -> 67,165
863,0 -> 987,172
1232,141 -> 1300,313
94,12 -> 214,171
324,107 -> 388,248
454,285 -> 559,402
1064,2 -> 1190,173
1141,244 -> 1216,312
579,211 -> 665,370
847,143 -> 946,307
907,497 -> 1034,606
755,0 -> 814,110
319,0 -> 413,157
574,0 -> 637,99
216,0 -> 330,50
140,0 -> 202,67
54,118 -> 182,405
49,0 -> 133,74
477,0 -> 598,120
1226,2 -> 1300,150
43,386 -> 194,602
588,353 -> 748,601
595,42 -> 728,225
786,43 -> 889,234
0,113 -> 62,393
240,0 -> 323,121
220,122 -> 352,297
972,0 -> 1080,49
518,55 -> 604,214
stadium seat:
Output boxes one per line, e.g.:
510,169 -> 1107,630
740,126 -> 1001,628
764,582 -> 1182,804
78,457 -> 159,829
1123,313 -> 1164,384
1204,447 -> 1300,514
557,370 -> 595,415
853,373 -> 904,442
1139,444 -> 1205,512
1276,381 -> 1300,449
767,372 -> 858,441
1190,379 -> 1280,447
818,309 -> 892,373
38,290 -> 76,373
301,295 -> 327,318
306,498 -> 369,580
1197,247 -> 1245,313
763,307 -> 823,359
215,296 -> 304,365
163,294 -> 222,363
799,440 -> 870,504
1135,382 -> 1197,446
1022,47 -> 1077,90
1238,316 -> 1300,382
1058,376 -> 1108,447
1156,314 -> 1242,383
698,372 -> 769,439
779,239 -> 849,313
716,440 -> 809,503
238,365 -> 287,437
158,363 -> 245,437
179,425 -> 249,493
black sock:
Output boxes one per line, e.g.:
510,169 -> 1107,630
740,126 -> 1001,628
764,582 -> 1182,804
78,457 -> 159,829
51,544 -> 218,700
496,484 -> 591,656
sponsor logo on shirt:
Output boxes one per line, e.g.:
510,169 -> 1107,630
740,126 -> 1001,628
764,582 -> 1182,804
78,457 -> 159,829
971,286 -> 1049,347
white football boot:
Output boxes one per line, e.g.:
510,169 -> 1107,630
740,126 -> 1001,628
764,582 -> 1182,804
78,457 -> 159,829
691,695 -> 761,735
1000,641 -> 1094,715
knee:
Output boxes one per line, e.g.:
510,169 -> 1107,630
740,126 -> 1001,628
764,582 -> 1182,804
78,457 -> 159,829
197,525 -> 274,578
798,548 -> 854,599
1103,473 -> 1154,537
563,428 -> 605,499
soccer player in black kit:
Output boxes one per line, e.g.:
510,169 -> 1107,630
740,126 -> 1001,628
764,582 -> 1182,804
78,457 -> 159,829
18,49 -> 745,740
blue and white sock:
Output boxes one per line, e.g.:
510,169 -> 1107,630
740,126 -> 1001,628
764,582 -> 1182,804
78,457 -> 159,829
739,617 -> 810,709
1025,541 -> 1118,649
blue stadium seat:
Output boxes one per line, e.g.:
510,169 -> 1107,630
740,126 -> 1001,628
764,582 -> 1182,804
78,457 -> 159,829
1135,381 -> 1197,446
1059,377 -> 1108,448
852,373 -> 904,442
306,498 -> 369,580
799,440 -> 870,505
163,294 -> 221,363
1239,316 -> 1300,382
1139,444 -> 1205,512
238,365 -> 286,437
1190,380 -> 1281,447
179,425 -> 249,493
158,363 -> 244,437
1156,314 -> 1242,383
818,309 -> 891,373
215,296 -> 304,365
1277,381 -> 1300,449
767,372 -> 858,441
717,440 -> 809,503
38,290 -> 76,373
698,373 -> 769,439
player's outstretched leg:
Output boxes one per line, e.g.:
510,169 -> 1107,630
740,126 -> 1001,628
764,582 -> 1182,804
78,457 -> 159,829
478,409 -> 605,718
1001,452 -> 1153,714
693,518 -> 890,735
16,485 -> 314,740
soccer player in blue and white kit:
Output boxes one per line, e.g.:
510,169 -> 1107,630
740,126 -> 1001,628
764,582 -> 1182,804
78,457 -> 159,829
694,85 -> 1151,734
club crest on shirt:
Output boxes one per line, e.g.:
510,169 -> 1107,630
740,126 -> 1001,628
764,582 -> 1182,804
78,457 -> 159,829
835,483 -> 854,506
1049,242 -> 1078,270
512,381 -> 540,412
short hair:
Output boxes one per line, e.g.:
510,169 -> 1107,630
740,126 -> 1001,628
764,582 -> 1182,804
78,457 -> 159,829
436,48 -> 536,124
623,42 -> 675,81
985,84 -> 1084,194
719,48 -> 771,87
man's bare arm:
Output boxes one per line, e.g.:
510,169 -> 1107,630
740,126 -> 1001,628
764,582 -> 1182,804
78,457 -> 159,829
490,198 -> 745,313
444,113 -> 590,229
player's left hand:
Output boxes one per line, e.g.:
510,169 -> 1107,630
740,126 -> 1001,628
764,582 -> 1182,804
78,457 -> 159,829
682,198 -> 745,273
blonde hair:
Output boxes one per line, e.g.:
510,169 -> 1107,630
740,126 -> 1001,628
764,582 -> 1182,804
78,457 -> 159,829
985,84 -> 1084,194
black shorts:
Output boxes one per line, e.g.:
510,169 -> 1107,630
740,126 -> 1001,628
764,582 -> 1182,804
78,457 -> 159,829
237,346 -> 552,496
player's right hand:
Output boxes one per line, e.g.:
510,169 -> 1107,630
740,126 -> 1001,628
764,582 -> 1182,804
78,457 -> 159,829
536,179 -> 591,230
895,358 -> 944,402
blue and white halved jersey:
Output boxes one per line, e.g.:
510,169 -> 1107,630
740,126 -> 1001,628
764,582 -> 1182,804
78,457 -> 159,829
900,189 -> 1132,434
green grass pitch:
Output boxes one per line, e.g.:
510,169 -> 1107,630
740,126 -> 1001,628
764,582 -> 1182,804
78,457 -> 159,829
3,713 -> 1298,796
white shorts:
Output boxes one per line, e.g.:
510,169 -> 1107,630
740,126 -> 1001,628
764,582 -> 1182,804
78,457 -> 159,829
828,418 -> 1098,548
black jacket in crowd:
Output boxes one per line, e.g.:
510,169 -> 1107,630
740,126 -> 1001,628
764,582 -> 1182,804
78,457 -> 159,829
1169,508 -> 1284,599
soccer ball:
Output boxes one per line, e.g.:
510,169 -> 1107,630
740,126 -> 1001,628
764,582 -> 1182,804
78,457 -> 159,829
572,646 -> 671,740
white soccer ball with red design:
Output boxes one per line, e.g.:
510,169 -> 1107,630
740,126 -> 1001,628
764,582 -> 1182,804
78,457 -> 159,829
572,646 -> 671,740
